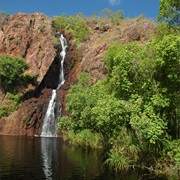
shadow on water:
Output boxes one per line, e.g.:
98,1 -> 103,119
0,136 -> 164,180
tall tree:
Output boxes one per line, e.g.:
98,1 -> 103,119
158,0 -> 180,26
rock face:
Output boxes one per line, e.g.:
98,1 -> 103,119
0,13 -> 157,136
0,13 -> 58,135
0,13 -> 56,84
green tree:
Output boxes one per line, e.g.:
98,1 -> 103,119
53,14 -> 90,44
100,8 -> 124,25
57,14 -> 180,177
157,0 -> 180,26
0,55 -> 29,91
0,11 -> 9,18
151,35 -> 180,139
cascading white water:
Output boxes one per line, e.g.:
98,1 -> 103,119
40,34 -> 67,137
57,34 -> 67,90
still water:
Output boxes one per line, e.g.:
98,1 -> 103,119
0,136 -> 141,180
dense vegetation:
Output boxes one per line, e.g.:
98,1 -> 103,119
57,1 -> 180,179
0,55 -> 37,117
53,14 -> 90,45
0,55 -> 29,92
0,0 -> 179,179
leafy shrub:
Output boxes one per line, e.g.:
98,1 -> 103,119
56,17 -> 180,177
0,93 -> 21,118
100,8 -> 124,25
53,14 -> 90,44
157,0 -> 180,26
0,106 -> 8,118
6,93 -> 21,112
105,128 -> 139,171
0,55 -> 29,91
22,72 -> 38,86
51,37 -> 60,49
0,11 -> 9,18
62,129 -> 104,149
155,140 -> 180,179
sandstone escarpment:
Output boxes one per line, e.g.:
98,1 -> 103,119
0,13 -> 157,136
0,12 -> 56,84
0,13 -> 58,135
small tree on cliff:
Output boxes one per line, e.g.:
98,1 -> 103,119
0,55 -> 29,92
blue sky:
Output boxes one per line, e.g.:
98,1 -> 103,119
1,0 -> 159,20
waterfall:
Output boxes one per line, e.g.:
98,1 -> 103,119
57,35 -> 67,90
40,34 -> 67,137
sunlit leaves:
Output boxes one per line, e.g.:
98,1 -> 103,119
130,96 -> 167,145
0,55 -> 29,91
57,25 -> 180,177
53,14 -> 90,44
157,0 -> 180,26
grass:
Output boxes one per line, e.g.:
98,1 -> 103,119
63,129 -> 104,149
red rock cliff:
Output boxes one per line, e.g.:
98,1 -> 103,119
0,13 -> 58,135
0,13 -> 157,136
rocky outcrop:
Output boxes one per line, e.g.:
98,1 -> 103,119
0,13 -> 157,136
0,13 -> 58,135
0,12 -> 56,84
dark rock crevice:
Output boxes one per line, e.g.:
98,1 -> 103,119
22,54 -> 61,100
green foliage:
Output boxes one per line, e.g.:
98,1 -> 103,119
0,93 -> 21,117
105,42 -> 154,100
150,35 -> 180,139
155,140 -> 180,179
0,55 -> 29,91
58,72 -> 130,141
105,35 -> 179,139
105,128 -> 139,171
56,116 -> 75,132
53,14 -> 90,44
0,106 -> 8,118
22,72 -> 38,86
62,130 -> 104,149
157,23 -> 180,38
91,95 -> 130,139
0,11 -> 9,18
6,93 -> 21,112
130,96 -> 167,147
166,140 -> 180,166
152,35 -> 180,93
157,0 -> 180,26
56,11 -> 180,178
100,8 -> 124,25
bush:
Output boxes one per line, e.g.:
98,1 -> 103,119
0,11 -> 9,18
6,93 -> 21,112
53,14 -> 90,44
62,129 -> 104,149
0,106 -> 8,118
155,140 -> 180,179
0,55 -> 29,91
56,20 -> 180,178
22,72 -> 38,86
105,128 -> 139,172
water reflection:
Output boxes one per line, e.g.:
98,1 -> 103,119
41,137 -> 58,179
62,145 -> 105,179
0,136 -> 158,180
